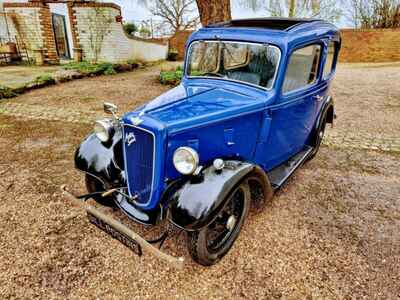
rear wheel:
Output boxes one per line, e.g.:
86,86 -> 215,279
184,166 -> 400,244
85,174 -> 115,207
187,182 -> 250,266
307,114 -> 327,161
246,167 -> 274,213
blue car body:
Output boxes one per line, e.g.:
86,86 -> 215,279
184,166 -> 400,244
75,18 -> 341,228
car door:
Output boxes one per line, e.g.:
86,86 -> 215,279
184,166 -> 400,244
261,43 -> 323,170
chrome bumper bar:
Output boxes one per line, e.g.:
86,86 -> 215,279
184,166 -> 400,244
60,185 -> 185,270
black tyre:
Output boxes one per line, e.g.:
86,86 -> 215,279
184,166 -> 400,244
187,182 -> 251,266
307,114 -> 327,161
246,167 -> 274,213
85,174 -> 115,207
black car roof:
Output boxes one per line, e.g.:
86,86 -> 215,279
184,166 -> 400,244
206,17 -> 324,31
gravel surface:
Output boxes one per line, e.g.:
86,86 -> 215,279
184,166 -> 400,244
0,63 -> 399,299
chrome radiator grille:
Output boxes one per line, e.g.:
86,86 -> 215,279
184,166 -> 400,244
123,125 -> 154,205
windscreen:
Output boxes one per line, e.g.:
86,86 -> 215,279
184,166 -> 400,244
186,41 -> 280,89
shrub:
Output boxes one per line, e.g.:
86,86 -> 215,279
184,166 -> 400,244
63,62 -> 116,76
103,64 -> 117,75
123,22 -> 138,36
32,74 -> 56,85
160,68 -> 183,85
0,85 -> 18,99
24,74 -> 56,90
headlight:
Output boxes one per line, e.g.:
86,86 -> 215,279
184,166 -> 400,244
94,119 -> 114,142
173,147 -> 199,175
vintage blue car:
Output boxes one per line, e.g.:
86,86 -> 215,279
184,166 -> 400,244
64,18 -> 341,267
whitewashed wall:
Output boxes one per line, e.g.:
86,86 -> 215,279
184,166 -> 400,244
74,6 -> 168,63
0,14 -> 15,40
2,6 -> 44,58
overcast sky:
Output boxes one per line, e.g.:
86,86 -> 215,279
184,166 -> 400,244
113,0 -> 349,27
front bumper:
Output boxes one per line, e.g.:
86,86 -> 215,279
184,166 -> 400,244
60,185 -> 184,269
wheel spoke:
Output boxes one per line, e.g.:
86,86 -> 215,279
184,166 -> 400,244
206,187 -> 245,252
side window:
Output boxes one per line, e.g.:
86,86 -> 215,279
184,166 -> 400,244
323,41 -> 337,79
282,44 -> 321,94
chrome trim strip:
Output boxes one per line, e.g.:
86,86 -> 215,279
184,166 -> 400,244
122,124 -> 156,208
185,40 -> 282,91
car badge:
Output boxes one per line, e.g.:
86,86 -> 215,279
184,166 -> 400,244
126,132 -> 136,146
131,116 -> 143,126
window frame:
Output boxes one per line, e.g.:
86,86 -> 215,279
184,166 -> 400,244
322,40 -> 339,80
185,40 -> 282,91
281,42 -> 324,96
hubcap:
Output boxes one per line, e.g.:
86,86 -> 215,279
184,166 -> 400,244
226,215 -> 237,231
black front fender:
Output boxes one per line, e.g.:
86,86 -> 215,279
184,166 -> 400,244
168,161 -> 254,231
74,129 -> 125,188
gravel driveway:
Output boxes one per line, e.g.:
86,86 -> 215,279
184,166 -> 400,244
0,63 -> 399,299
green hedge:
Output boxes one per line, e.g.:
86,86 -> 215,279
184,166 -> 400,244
159,65 -> 184,85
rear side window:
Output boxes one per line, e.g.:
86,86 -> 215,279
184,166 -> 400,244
323,41 -> 337,79
282,44 -> 321,94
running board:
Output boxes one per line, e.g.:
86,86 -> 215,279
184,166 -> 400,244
268,146 -> 313,190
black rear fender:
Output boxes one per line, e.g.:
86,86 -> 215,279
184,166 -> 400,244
320,96 -> 335,125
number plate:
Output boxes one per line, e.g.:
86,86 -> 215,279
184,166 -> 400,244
87,212 -> 142,256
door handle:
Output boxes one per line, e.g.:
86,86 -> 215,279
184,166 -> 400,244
313,95 -> 324,102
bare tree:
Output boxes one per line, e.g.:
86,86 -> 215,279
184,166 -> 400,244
137,0 -> 230,26
86,7 -> 113,63
347,0 -> 400,28
195,0 -> 231,26
150,0 -> 198,34
238,0 -> 342,22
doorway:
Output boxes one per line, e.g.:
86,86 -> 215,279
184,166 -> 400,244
52,13 -> 70,59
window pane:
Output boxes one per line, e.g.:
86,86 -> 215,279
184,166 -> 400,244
187,41 -> 281,89
323,41 -> 336,79
282,44 -> 321,93
188,42 -> 219,74
223,43 -> 248,69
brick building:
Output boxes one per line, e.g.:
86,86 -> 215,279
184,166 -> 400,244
0,0 -> 168,64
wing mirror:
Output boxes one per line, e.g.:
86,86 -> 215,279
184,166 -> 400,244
104,102 -> 118,114
103,102 -> 120,120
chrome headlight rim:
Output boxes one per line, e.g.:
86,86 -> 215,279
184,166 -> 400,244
94,119 -> 115,142
173,146 -> 199,175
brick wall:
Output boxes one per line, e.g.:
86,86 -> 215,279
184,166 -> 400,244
38,4 -> 59,64
4,2 -> 59,64
4,1 -> 167,64
169,30 -> 193,59
72,3 -> 168,63
340,29 -> 400,63
168,28 -> 400,63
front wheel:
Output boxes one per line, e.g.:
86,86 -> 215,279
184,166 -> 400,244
187,182 -> 250,266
